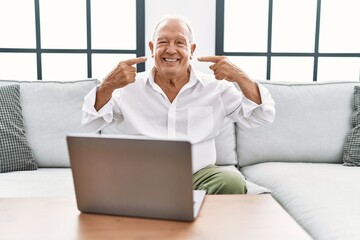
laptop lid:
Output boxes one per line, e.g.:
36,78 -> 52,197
66,134 -> 205,222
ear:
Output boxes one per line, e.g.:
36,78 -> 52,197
149,41 -> 154,57
190,43 -> 196,59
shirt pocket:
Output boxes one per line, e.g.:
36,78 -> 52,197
187,107 -> 214,138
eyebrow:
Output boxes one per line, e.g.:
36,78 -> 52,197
156,36 -> 188,42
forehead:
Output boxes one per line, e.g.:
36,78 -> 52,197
155,20 -> 190,39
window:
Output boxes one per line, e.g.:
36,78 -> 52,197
216,0 -> 360,81
0,0 -> 145,81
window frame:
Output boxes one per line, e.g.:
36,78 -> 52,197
0,0 -> 145,80
215,0 -> 360,81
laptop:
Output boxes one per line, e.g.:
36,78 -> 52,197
66,133 -> 206,222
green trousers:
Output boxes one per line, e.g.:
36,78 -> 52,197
193,165 -> 247,194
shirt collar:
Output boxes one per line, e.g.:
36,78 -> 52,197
146,65 -> 205,88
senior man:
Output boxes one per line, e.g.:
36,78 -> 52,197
82,15 -> 275,194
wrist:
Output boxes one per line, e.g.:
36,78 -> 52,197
95,84 -> 113,111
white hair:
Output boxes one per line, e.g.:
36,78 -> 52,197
151,14 -> 194,44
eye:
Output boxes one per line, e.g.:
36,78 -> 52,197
157,40 -> 167,46
175,39 -> 187,47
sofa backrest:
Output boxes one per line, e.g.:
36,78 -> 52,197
236,81 -> 360,167
0,79 -> 100,167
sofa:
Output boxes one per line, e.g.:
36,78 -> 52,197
1,78 -> 360,240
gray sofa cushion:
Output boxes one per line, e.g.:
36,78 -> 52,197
214,118 -> 237,165
237,81 -> 360,167
242,162 -> 360,240
343,86 -> 360,166
0,79 -> 100,167
0,85 -> 37,173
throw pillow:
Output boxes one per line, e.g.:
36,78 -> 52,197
343,86 -> 360,166
0,84 -> 38,173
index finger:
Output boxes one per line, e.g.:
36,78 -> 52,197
122,56 -> 147,66
197,56 -> 224,63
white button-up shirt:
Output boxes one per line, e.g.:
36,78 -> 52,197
82,66 -> 275,173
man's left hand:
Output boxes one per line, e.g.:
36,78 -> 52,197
198,56 -> 249,83
198,56 -> 261,104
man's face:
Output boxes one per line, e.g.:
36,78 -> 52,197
149,20 -> 196,79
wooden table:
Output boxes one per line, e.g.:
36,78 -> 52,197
0,195 -> 311,240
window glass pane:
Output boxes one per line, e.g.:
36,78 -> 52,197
319,0 -> 360,53
40,0 -> 86,49
272,0 -> 316,52
92,54 -> 136,80
91,0 -> 136,49
317,57 -> 360,82
0,53 -> 37,80
42,54 -> 87,80
271,57 -> 314,82
0,1 -> 36,48
228,56 -> 267,80
224,0 -> 268,52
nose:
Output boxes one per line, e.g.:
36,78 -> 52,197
166,43 -> 176,54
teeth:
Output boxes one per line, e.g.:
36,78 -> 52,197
164,58 -> 178,62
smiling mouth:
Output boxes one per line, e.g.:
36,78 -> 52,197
163,58 -> 179,62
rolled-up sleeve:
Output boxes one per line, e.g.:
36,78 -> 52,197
223,83 -> 275,128
81,86 -> 120,133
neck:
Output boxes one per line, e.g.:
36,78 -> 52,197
154,68 -> 190,90
153,68 -> 191,102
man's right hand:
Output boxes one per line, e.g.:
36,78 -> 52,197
95,56 -> 147,111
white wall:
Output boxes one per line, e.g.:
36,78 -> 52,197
145,0 -> 216,74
